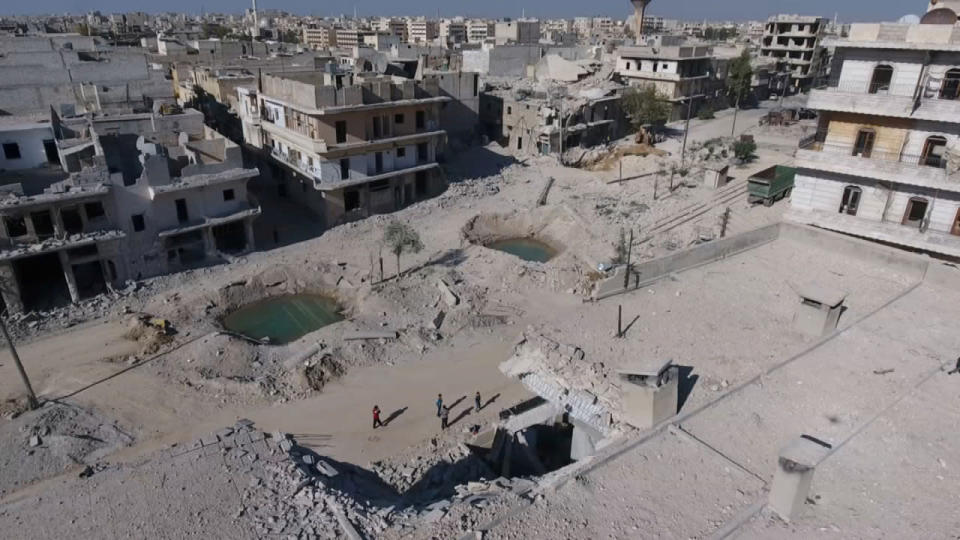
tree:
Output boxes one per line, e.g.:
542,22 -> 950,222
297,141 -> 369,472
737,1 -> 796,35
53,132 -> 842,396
383,221 -> 423,277
733,140 -> 757,163
726,49 -> 754,137
622,86 -> 672,131
282,30 -> 301,44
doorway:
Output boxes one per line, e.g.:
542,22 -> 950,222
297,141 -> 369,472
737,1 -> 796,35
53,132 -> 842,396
839,185 -> 862,216
43,139 -> 59,164
852,129 -> 875,158
902,197 -> 929,229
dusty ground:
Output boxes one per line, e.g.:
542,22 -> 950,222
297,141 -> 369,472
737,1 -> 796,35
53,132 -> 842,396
0,105 -> 847,538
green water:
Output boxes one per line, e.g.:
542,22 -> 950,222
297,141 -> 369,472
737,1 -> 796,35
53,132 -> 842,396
486,238 -> 558,263
222,294 -> 344,344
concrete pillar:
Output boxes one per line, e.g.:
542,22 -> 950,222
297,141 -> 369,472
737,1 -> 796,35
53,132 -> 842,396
243,218 -> 256,252
202,227 -> 218,258
51,209 -> 66,238
23,215 -> 37,239
0,261 -> 24,314
500,434 -> 513,478
57,251 -> 80,303
769,437 -> 831,522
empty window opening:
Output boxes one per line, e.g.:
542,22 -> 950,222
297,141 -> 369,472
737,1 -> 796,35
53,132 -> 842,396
397,147 -> 406,158
373,116 -> 383,138
416,110 -> 426,129
839,185 -> 862,216
902,197 -> 929,229
375,152 -> 384,174
175,199 -> 189,224
4,216 -> 27,238
31,211 -> 55,239
213,221 -> 247,253
43,139 -> 59,164
14,253 -> 71,312
340,158 -> 350,180
344,190 -> 361,212
84,202 -> 105,220
2,143 -> 21,160
72,261 -> 107,300
335,120 -> 347,144
852,128 -> 875,158
61,208 -> 84,234
940,68 -> 960,100
869,65 -> 893,94
415,171 -> 428,197
395,113 -> 404,124
417,143 -> 428,162
131,214 -> 145,232
921,136 -> 947,168
223,189 -> 235,201
517,136 -> 524,150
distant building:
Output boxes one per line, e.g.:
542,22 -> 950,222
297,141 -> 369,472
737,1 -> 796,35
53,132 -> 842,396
759,14 -> 827,93
616,36 -> 715,121
440,20 -> 468,44
407,19 -> 439,44
467,19 -> 490,43
495,19 -> 541,45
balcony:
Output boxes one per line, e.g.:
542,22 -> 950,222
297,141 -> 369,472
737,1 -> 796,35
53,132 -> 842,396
795,133 -> 960,191
271,147 -> 323,181
809,80 -> 960,122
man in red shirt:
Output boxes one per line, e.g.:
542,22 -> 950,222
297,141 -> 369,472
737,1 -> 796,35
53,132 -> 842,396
372,405 -> 383,429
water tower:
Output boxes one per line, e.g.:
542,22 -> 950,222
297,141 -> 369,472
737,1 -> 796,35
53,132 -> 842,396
631,0 -> 652,42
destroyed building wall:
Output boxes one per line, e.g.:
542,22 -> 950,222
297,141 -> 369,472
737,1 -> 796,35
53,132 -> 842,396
0,121 -> 56,171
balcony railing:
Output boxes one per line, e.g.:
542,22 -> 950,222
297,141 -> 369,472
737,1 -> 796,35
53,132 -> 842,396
798,131 -> 948,170
270,147 -> 322,180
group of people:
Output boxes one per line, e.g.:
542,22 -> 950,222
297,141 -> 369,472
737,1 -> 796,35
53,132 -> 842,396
371,391 -> 485,431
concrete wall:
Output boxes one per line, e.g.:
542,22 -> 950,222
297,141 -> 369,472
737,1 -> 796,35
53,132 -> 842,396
0,125 -> 54,171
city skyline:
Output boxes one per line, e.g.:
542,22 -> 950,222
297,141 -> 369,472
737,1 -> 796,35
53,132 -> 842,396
0,0 -> 925,23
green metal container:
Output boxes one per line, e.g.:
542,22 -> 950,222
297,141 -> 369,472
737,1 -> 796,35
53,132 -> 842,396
747,165 -> 796,206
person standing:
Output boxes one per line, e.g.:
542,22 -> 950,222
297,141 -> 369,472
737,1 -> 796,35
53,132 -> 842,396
475,391 -> 482,412
440,406 -> 450,430
436,394 -> 443,417
372,405 -> 383,429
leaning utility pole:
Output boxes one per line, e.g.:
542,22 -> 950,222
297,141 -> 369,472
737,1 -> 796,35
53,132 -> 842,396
0,314 -> 38,410
681,96 -> 695,165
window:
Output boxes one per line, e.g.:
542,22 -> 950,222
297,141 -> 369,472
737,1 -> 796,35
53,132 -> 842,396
940,68 -> 960,100
375,152 -> 383,174
373,117 -> 382,138
852,128 -> 875,158
417,143 -> 428,162
921,136 -> 947,168
626,61 -> 632,70
223,189 -> 235,201
394,113 -> 404,124
2,143 -> 21,160
335,120 -> 347,144
397,147 -> 406,158
517,136 -> 523,150
839,186 -> 862,216
902,197 -> 929,229
868,64 -> 893,94
131,214 -> 145,232
175,199 -> 189,224
344,190 -> 360,212
340,158 -> 350,180
416,111 -> 425,129
473,73 -> 479,97
31,211 -> 54,238
415,171 -> 428,197
507,106 -> 512,115
84,201 -> 105,219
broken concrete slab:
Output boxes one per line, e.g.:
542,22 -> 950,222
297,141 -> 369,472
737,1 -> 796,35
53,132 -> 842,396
437,279 -> 460,307
431,310 -> 446,330
343,330 -> 398,341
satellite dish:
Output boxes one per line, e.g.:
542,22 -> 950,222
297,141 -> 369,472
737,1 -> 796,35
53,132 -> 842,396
920,7 -> 958,24
898,14 -> 921,23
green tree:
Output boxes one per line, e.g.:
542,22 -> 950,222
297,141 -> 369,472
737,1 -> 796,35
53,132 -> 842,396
383,220 -> 424,277
622,86 -> 672,131
726,49 -> 754,137
282,29 -> 301,44
733,140 -> 757,163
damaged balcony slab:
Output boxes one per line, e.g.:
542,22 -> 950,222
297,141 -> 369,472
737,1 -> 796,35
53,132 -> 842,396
0,230 -> 125,262
149,168 -> 259,197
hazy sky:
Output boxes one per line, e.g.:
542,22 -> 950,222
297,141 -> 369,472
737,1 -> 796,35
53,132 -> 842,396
0,0 -> 926,22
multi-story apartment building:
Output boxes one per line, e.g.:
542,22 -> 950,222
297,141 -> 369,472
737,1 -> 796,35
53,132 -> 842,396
642,16 -> 665,36
440,20 -> 468,45
407,19 -> 439,44
236,72 -> 450,228
759,14 -> 827,93
494,18 -> 541,45
467,19 -> 489,43
573,17 -> 592,37
0,107 -> 259,313
302,25 -> 334,50
788,11 -> 960,259
334,27 -> 363,49
616,36 -> 715,121
592,17 -> 615,35
373,18 -> 408,42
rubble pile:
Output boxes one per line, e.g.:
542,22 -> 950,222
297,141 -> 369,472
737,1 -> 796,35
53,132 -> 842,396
0,401 -> 133,496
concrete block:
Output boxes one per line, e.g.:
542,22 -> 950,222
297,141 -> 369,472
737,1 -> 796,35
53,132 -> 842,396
619,365 -> 680,430
437,279 -> 460,306
769,436 -> 831,522
279,440 -> 293,452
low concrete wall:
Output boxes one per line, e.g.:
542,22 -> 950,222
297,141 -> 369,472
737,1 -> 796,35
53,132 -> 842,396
594,223 -> 781,300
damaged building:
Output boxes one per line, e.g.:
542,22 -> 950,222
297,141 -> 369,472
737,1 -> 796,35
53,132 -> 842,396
237,70 -> 472,228
0,107 -> 259,313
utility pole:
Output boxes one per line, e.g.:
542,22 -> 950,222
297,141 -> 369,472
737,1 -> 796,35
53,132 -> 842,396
681,96 -> 695,165
1,315 -> 38,410
558,96 -> 564,164
720,207 -> 731,238
622,229 -> 634,289
730,92 -> 740,138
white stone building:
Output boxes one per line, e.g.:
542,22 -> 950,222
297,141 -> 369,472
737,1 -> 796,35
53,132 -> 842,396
616,36 -> 715,121
788,16 -> 960,259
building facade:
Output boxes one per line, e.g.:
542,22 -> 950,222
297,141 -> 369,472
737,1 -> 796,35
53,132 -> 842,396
616,37 -> 715,121
495,19 -> 541,45
788,18 -> 960,259
759,14 -> 827,93
237,72 -> 450,228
